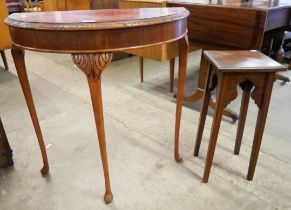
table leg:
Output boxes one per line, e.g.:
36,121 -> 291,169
72,53 -> 113,204
202,73 -> 228,183
11,46 -> 49,175
234,82 -> 253,155
169,57 -> 175,92
174,35 -> 189,162
139,57 -> 144,82
194,61 -> 213,157
247,73 -> 274,181
183,52 -> 239,123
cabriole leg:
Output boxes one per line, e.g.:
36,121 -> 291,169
72,53 -> 113,204
174,35 -> 189,162
11,45 -> 49,175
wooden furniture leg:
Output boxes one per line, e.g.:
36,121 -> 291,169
139,56 -> 144,82
139,56 -> 175,92
234,82 -> 253,155
194,61 -> 213,156
247,73 -> 274,181
202,74 -> 227,183
1,50 -> 9,70
193,50 -> 285,182
169,57 -> 175,92
193,91 -> 211,156
0,117 -> 13,168
11,46 -> 49,175
72,53 -> 113,204
174,35 -> 189,162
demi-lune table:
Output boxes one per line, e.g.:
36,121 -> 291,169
5,8 -> 189,203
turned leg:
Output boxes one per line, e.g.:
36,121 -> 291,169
11,46 -> 49,175
72,53 -> 113,204
247,73 -> 274,181
1,50 -> 9,70
174,35 -> 189,162
234,82 -> 253,155
169,57 -> 175,92
139,56 -> 144,82
202,74 -> 228,183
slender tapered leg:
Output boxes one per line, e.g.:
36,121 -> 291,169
169,58 -> 175,92
11,46 -> 49,175
194,90 -> 211,156
1,50 -> 9,70
139,56 -> 144,82
234,82 -> 253,155
202,74 -> 227,183
194,61 -> 214,156
247,73 -> 274,181
72,53 -> 113,204
174,35 -> 189,162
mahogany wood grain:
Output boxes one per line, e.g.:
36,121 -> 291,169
72,53 -> 113,203
234,81 -> 253,155
11,46 -> 49,175
167,0 -> 291,121
247,73 -> 275,181
6,8 -> 189,204
193,61 -> 212,157
204,50 -> 284,72
169,57 -> 175,92
174,35 -> 189,162
192,50 -> 286,183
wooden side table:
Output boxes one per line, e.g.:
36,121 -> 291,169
192,50 -> 286,183
5,8 -> 189,204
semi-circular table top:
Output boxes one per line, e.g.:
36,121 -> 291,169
5,8 -> 189,30
5,8 -> 189,53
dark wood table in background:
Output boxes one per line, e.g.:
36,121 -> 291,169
168,0 -> 291,121
5,8 -> 189,204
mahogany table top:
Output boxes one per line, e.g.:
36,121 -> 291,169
6,8 -> 189,30
5,7 -> 189,53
